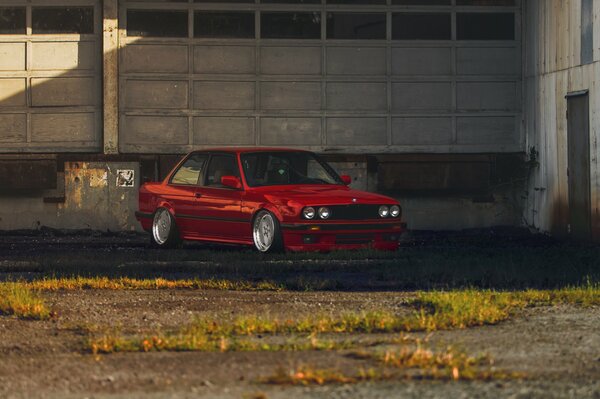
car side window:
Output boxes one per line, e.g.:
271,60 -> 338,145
205,154 -> 240,187
170,154 -> 208,186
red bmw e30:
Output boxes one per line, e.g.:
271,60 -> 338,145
136,148 -> 404,252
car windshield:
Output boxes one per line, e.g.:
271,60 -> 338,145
241,151 -> 343,187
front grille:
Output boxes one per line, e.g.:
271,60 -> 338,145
328,205 -> 380,220
335,234 -> 374,245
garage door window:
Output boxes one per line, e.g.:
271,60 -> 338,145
0,7 -> 26,34
127,10 -> 188,37
261,12 -> 321,39
457,12 -> 515,40
262,0 -> 320,3
326,12 -> 386,40
457,0 -> 515,5
393,0 -> 450,4
327,0 -> 386,4
194,11 -> 255,38
32,7 -> 94,34
392,13 -> 451,40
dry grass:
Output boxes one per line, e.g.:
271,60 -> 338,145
24,277 -> 282,292
260,365 -> 371,385
0,282 -> 50,320
261,343 -> 522,385
89,330 -> 363,355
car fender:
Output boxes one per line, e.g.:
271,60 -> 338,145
155,200 -> 176,217
253,203 -> 284,224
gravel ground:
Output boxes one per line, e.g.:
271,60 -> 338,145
0,232 -> 599,398
0,291 -> 598,399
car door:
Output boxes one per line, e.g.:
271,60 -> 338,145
194,153 -> 248,242
164,153 -> 208,238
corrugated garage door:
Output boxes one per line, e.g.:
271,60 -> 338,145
119,0 -> 521,154
0,1 -> 102,153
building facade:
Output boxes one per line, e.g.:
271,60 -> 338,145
0,0 -> 595,238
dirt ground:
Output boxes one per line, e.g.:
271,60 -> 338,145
1,231 -> 599,398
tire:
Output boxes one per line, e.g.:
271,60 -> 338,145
151,207 -> 182,248
252,210 -> 283,253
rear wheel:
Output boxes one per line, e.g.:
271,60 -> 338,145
252,210 -> 283,253
151,208 -> 182,248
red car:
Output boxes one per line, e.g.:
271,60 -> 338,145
136,148 -> 404,252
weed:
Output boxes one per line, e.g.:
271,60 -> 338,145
24,277 -> 282,292
260,365 -> 367,385
0,282 -> 50,320
260,344 -> 523,386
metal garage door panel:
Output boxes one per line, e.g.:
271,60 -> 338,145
261,47 -> 321,75
457,47 -> 519,76
0,114 -> 27,143
392,48 -> 452,76
327,118 -> 387,146
0,79 -> 26,106
193,117 -> 255,145
327,47 -> 386,75
260,117 -> 321,146
392,117 -> 453,145
456,116 -> 517,145
124,116 -> 188,145
124,44 -> 188,73
327,83 -> 387,111
125,80 -> 188,109
194,46 -> 255,74
261,82 -> 321,110
32,77 -> 96,107
392,82 -> 452,111
0,43 -> 25,71
31,113 -> 96,142
193,81 -> 255,110
31,42 -> 95,71
457,82 -> 517,111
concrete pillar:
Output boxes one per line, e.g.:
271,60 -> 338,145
103,0 -> 119,154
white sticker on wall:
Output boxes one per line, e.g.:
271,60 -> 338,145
116,170 -> 135,187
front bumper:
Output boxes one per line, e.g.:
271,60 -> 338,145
281,221 -> 405,252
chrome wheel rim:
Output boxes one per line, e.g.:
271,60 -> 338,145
152,209 -> 171,245
253,212 -> 274,252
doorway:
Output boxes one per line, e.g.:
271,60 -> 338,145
566,91 -> 591,240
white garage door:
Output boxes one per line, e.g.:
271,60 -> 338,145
0,1 -> 101,153
119,0 -> 521,154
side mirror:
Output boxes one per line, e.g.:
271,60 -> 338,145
221,175 -> 242,189
340,175 -> 352,185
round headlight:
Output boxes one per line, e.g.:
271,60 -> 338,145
303,207 -> 315,219
378,205 -> 389,218
390,205 -> 400,218
318,207 -> 330,219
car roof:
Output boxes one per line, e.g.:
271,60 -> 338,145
190,147 -> 312,155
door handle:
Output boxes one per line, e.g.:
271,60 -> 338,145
194,192 -> 202,198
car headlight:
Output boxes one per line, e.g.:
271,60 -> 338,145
378,205 -> 389,218
303,207 -> 315,219
390,205 -> 400,218
318,207 -> 330,219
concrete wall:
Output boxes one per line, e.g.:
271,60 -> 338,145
0,161 -> 140,231
522,0 -> 600,238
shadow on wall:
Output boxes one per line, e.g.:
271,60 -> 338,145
0,5 -> 145,231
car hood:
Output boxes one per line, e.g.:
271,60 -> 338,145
257,185 -> 397,206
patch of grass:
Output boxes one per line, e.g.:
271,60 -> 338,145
24,277 -> 282,292
0,282 -> 50,319
87,285 -> 600,354
260,365 -> 371,385
261,344 -> 522,385
89,330 -> 362,355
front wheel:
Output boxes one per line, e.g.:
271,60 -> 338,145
151,207 -> 182,248
252,210 -> 283,253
